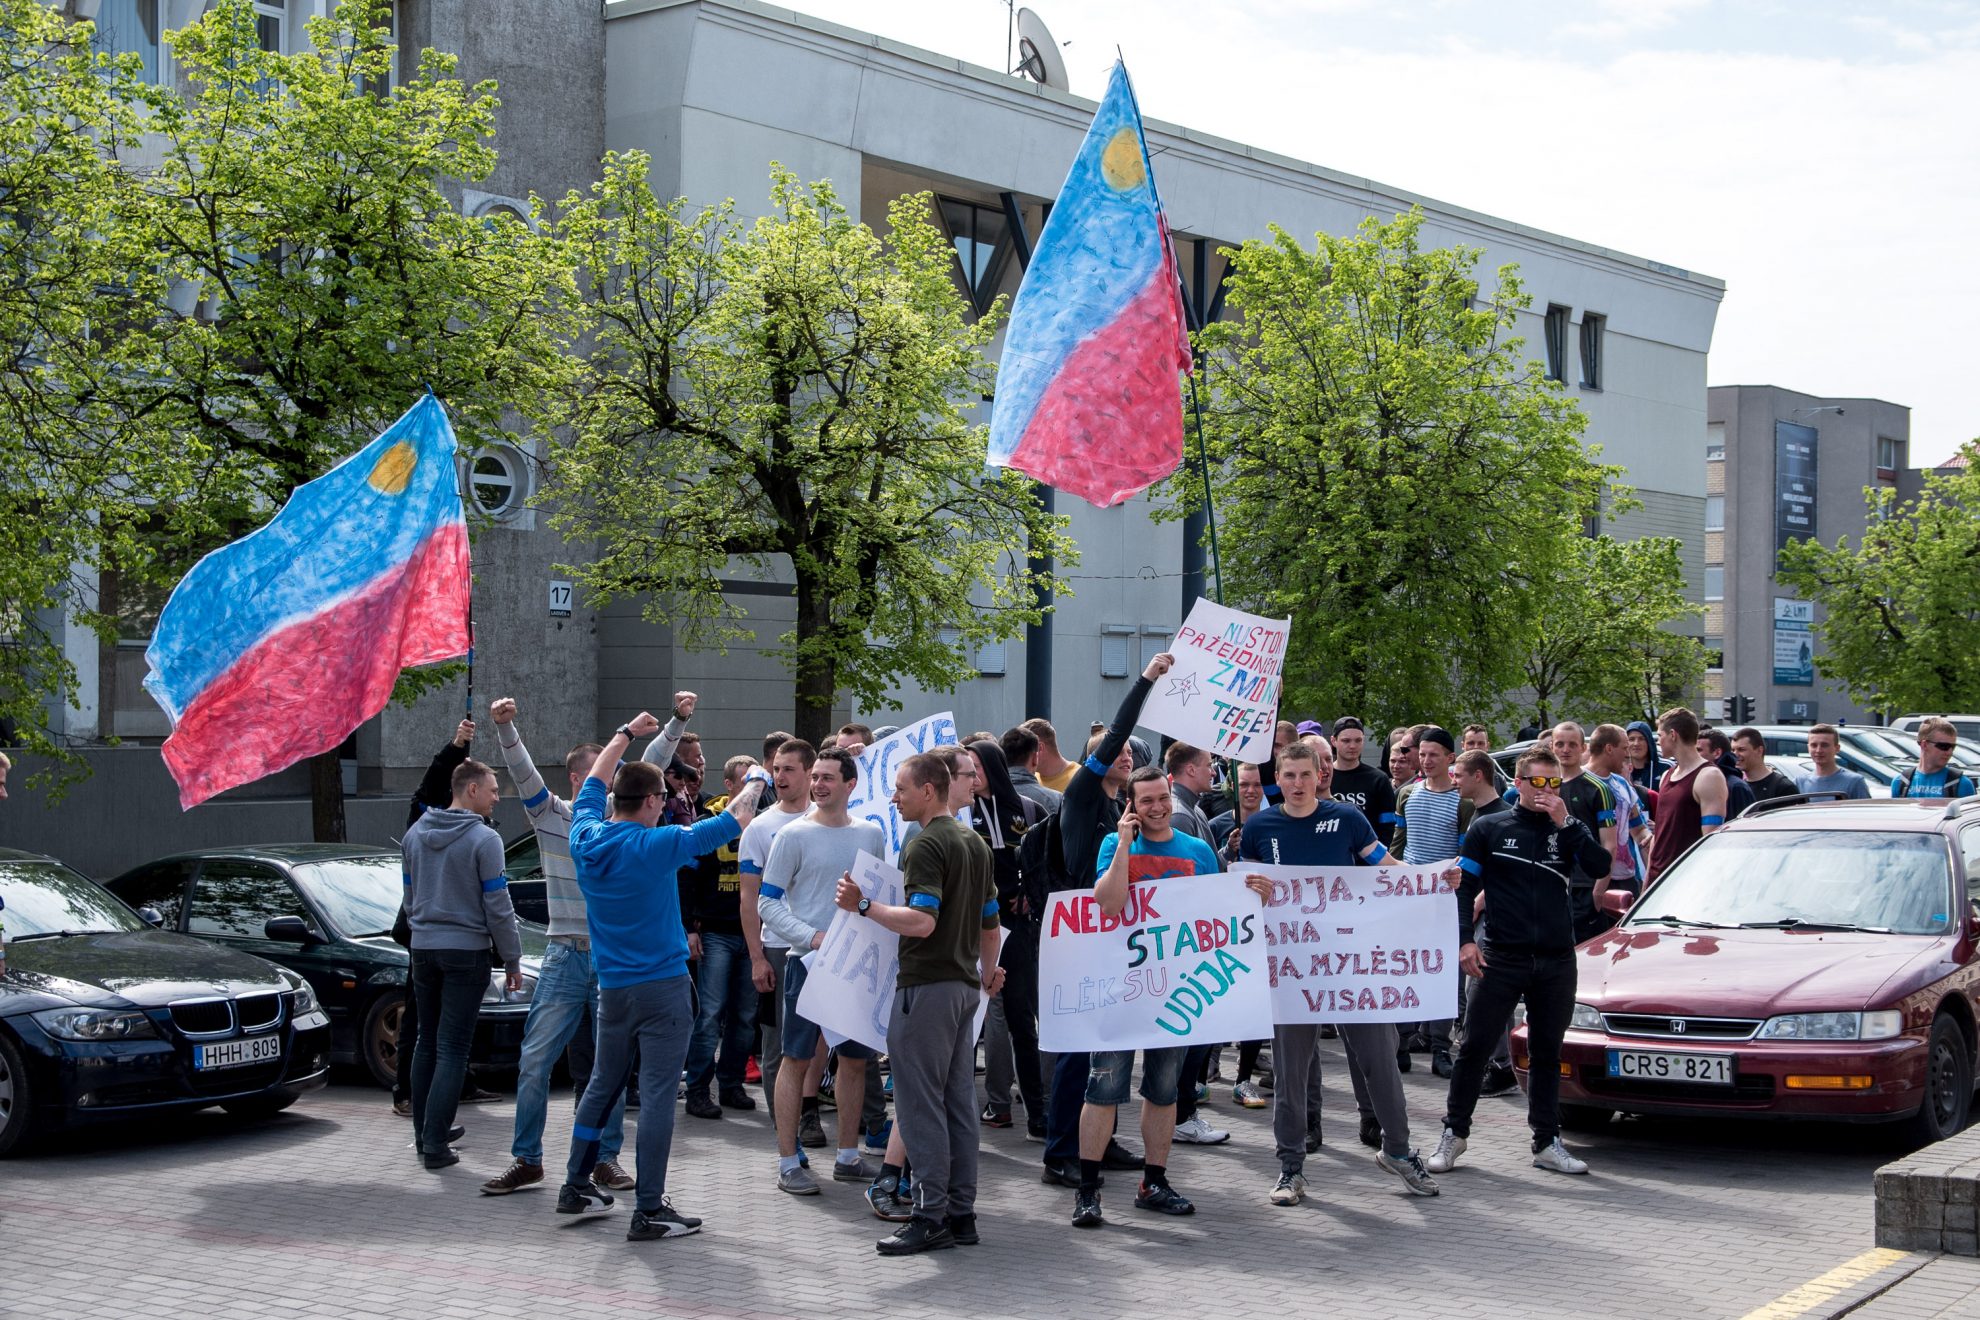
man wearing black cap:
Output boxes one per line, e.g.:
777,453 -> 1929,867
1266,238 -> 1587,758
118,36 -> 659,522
1329,717 -> 1398,847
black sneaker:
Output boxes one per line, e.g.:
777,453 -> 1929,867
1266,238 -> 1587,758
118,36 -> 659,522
798,1108 -> 828,1148
876,1216 -> 955,1256
1480,1063 -> 1519,1097
1432,1047 -> 1454,1079
1305,1129 -> 1323,1154
1025,1119 -> 1048,1143
1041,1158 -> 1097,1188
1134,1181 -> 1195,1216
626,1198 -> 701,1240
946,1213 -> 980,1245
1358,1115 -> 1383,1150
719,1085 -> 757,1111
1100,1138 -> 1143,1170
1071,1188 -> 1104,1228
1395,1047 -> 1413,1073
980,1105 -> 1013,1128
685,1091 -> 722,1120
421,1148 -> 460,1171
866,1177 -> 912,1222
556,1182 -> 614,1215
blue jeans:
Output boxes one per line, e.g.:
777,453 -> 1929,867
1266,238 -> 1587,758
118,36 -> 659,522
565,975 -> 694,1214
1086,1046 -> 1188,1107
511,941 -> 624,1164
409,947 -> 486,1158
682,932 -> 758,1092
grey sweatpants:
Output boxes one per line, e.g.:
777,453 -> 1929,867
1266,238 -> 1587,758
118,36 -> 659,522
889,979 -> 980,1221
1273,1021 -> 1410,1170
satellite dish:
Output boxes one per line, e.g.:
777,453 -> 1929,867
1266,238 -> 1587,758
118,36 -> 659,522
1015,8 -> 1070,91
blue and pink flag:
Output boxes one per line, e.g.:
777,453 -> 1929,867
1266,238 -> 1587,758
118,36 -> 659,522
987,61 -> 1192,509
145,394 -> 473,809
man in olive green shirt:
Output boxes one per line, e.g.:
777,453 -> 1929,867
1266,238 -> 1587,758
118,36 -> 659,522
836,751 -> 1000,1256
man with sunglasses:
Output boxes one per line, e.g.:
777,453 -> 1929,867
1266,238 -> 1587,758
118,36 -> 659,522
1427,747 -> 1611,1179
1893,718 -> 1975,798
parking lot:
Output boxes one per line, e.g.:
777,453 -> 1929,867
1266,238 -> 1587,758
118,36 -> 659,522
0,1042 -> 1934,1320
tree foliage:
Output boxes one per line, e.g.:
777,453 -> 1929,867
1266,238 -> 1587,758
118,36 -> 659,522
1518,535 -> 1704,729
1776,448 -> 1980,714
543,155 -> 1073,743
1165,209 -> 1620,729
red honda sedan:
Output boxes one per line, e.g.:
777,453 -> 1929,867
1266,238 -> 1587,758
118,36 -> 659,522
1511,797 -> 1980,1145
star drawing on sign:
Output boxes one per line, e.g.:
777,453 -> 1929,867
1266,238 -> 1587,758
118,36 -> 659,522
1166,671 -> 1202,706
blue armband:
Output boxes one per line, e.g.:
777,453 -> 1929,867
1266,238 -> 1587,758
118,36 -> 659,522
1366,845 -> 1390,865
757,882 -> 786,901
1379,812 -> 1400,825
1458,856 -> 1483,876
1701,814 -> 1725,827
480,876 -> 507,893
981,899 -> 999,919
1083,755 -> 1109,776
908,893 -> 941,912
522,787 -> 551,810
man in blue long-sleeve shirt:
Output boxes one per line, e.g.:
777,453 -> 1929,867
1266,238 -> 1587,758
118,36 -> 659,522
555,711 -> 760,1242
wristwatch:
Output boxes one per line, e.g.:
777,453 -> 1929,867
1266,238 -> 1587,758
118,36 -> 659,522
615,723 -> 633,740
856,897 -> 872,916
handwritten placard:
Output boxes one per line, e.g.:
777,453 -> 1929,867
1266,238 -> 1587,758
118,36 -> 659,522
1240,862 -> 1460,1024
849,712 -> 959,862
1142,598 -> 1289,763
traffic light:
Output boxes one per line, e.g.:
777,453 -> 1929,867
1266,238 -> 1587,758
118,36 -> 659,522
1720,697 -> 1737,722
1737,694 -> 1755,723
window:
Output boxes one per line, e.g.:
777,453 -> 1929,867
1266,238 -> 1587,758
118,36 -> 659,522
1140,630 -> 1171,671
1543,305 -> 1569,381
975,637 -> 1008,676
1878,436 -> 1902,479
1705,496 -> 1725,532
1705,637 -> 1724,673
113,859 -> 198,928
1100,625 -> 1136,678
187,863 -> 302,940
937,198 -> 1013,318
469,446 -> 527,519
254,2 -> 286,54
91,0 -> 162,85
1706,422 -> 1726,462
1579,312 -> 1605,389
1704,565 -> 1724,601
1962,826 -> 1980,904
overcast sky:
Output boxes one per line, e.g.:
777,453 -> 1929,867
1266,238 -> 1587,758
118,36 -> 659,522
789,0 -> 1979,465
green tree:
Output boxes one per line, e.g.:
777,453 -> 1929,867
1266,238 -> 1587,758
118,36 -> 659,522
119,0 -> 574,837
0,0 -> 178,775
1776,448 -> 1980,713
1167,209 -> 1620,729
1518,535 -> 1704,729
543,157 -> 1072,745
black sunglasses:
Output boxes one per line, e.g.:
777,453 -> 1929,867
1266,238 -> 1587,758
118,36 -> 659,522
1928,739 -> 1958,752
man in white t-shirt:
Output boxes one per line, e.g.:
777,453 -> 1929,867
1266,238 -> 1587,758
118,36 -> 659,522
739,738 -> 817,1122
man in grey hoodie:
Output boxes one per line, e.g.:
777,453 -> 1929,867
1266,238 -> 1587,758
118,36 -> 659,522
405,757 -> 522,1170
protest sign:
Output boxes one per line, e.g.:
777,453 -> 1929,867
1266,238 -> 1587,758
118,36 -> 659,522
1240,862 -> 1459,1025
795,849 -> 989,1054
849,712 -> 959,862
1141,598 -> 1290,763
1038,873 -> 1274,1052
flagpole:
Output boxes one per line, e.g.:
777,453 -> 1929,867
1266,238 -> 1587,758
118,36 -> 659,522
1186,371 -> 1223,605
429,386 -> 475,724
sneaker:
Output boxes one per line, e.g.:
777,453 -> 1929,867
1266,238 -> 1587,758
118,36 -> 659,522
1432,1047 -> 1454,1079
1071,1188 -> 1104,1227
556,1182 -> 614,1214
1319,1024 -> 1338,1040
798,1108 -> 828,1148
1533,1137 -> 1590,1175
1134,1181 -> 1195,1216
980,1105 -> 1013,1128
593,1159 -> 636,1192
1256,1070 -> 1275,1093
1377,1149 -> 1441,1197
1305,1129 -> 1322,1154
480,1159 -> 545,1195
946,1213 -> 980,1245
421,1149 -> 460,1171
1269,1171 -> 1306,1206
778,1164 -> 821,1196
685,1092 -> 722,1120
862,1120 -> 893,1158
876,1216 -> 955,1256
392,1097 -> 412,1118
1395,1047 -> 1412,1073
834,1156 -> 880,1183
1233,1081 -> 1268,1109
626,1198 -> 701,1240
1359,1115 -> 1382,1150
1193,1082 -> 1208,1102
1480,1063 -> 1519,1097
1041,1159 -> 1095,1188
1025,1120 -> 1048,1143
1173,1115 -> 1230,1145
865,1177 -> 912,1222
744,1056 -> 762,1084
1101,1138 -> 1143,1170
1425,1128 -> 1467,1174
459,1085 -> 500,1104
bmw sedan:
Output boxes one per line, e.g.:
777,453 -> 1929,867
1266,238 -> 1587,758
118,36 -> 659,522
1513,798 -> 1980,1146
106,845 -> 543,1089
0,848 -> 331,1157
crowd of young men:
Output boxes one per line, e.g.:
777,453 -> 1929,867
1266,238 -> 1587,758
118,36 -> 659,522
396,687 -> 1972,1254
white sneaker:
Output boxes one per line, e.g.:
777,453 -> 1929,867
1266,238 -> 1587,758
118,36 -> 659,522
1425,1128 -> 1466,1173
1268,1171 -> 1306,1206
1532,1137 -> 1589,1175
1233,1081 -> 1269,1109
1377,1148 -> 1441,1197
1173,1115 -> 1231,1145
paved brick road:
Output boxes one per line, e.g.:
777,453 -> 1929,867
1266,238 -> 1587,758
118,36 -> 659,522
0,1043 -> 1926,1319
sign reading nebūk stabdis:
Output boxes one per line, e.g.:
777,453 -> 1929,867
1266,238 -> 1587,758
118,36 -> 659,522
1139,597 -> 1289,763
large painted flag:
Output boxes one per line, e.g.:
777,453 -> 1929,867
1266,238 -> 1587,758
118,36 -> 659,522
145,394 -> 473,809
987,61 -> 1192,509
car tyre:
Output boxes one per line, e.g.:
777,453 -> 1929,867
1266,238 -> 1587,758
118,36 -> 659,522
1904,1013 -> 1973,1148
1559,1103 -> 1615,1133
0,1033 -> 39,1158
363,990 -> 407,1091
221,1090 -> 301,1121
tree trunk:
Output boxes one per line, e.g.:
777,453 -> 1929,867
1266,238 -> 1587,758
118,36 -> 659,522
309,748 -> 347,843
790,570 -> 836,748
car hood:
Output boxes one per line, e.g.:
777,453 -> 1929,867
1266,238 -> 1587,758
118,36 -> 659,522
0,929 -> 294,1014
1575,926 -> 1947,1017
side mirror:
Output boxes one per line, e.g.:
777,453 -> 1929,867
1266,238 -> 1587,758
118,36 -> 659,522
1597,889 -> 1635,917
137,906 -> 165,928
264,915 -> 323,944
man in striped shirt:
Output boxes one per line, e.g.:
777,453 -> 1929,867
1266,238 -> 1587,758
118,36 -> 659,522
480,693 -> 694,1196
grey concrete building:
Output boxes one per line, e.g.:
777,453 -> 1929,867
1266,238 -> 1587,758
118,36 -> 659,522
1704,385 -> 1920,726
7,0 -> 1725,875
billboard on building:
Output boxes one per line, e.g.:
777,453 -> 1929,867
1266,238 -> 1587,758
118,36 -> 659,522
1774,596 -> 1814,686
1774,420 -> 1818,554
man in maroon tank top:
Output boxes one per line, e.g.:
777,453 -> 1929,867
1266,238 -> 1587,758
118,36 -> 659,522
1646,707 -> 1727,881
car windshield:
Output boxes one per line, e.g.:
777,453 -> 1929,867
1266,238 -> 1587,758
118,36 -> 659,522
1627,830 -> 1952,935
1851,730 -> 1920,763
0,859 -> 148,937
293,858 -> 403,937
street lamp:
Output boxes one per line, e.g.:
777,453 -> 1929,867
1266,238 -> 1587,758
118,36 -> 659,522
1792,406 -> 1845,419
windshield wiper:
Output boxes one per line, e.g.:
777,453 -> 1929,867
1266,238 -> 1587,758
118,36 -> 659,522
1631,915 -> 1733,929
9,929 -> 115,941
1736,918 -> 1885,932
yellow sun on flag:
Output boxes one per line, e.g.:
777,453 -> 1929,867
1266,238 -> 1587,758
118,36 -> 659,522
367,441 -> 417,495
1100,127 -> 1146,191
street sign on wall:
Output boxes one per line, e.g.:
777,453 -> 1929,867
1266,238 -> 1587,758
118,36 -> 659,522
1775,420 -> 1818,555
1773,596 -> 1813,686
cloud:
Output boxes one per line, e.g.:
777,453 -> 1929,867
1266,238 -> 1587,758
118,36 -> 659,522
1563,0 -> 1713,42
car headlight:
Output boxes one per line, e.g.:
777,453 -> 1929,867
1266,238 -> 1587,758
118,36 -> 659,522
32,1007 -> 158,1041
288,981 -> 319,1015
1570,1002 -> 1605,1030
1758,1011 -> 1899,1041
484,970 -> 535,1005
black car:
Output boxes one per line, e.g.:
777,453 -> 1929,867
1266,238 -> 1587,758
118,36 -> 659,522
106,845 -> 545,1090
501,830 -> 549,927
0,847 -> 331,1157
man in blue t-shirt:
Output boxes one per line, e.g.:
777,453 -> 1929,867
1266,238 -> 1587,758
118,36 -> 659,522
1072,768 -> 1222,1229
1894,719 -> 1976,799
1239,741 -> 1439,1206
